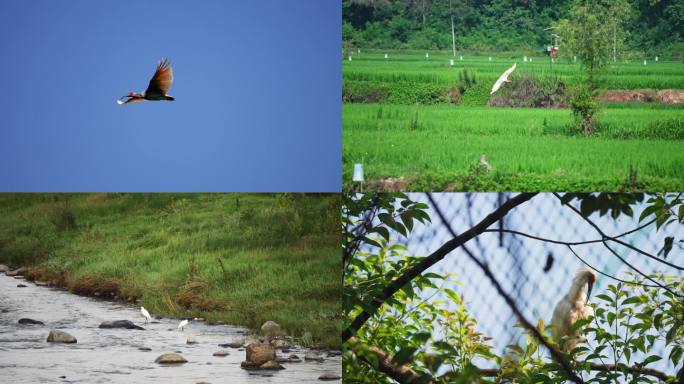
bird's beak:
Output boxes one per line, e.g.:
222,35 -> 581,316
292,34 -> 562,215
585,280 -> 594,304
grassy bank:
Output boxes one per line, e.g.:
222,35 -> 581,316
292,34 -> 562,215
343,104 -> 684,191
0,193 -> 341,349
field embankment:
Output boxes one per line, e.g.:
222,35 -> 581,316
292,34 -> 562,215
0,193 -> 341,348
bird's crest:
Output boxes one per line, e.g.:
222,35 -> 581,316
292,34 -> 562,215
128,92 -> 134,97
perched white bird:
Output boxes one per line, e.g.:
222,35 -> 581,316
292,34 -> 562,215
140,306 -> 151,323
490,63 -> 517,94
178,319 -> 189,331
551,268 -> 596,352
479,154 -> 492,172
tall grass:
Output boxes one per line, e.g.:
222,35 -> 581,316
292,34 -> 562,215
342,104 -> 684,191
0,193 -> 341,348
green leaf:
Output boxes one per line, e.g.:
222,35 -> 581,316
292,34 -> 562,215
641,355 -> 661,366
370,226 -> 390,242
670,346 -> 683,365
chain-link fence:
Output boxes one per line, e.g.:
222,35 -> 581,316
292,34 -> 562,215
391,193 -> 683,376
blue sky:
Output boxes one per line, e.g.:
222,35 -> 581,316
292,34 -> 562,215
0,1 -> 340,191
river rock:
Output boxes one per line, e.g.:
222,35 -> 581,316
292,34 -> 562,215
213,351 -> 229,357
270,338 -> 291,349
327,350 -> 342,357
260,320 -> 281,338
276,354 -> 301,363
218,339 -> 244,348
0,264 -> 10,273
318,372 -> 341,381
19,318 -> 44,325
259,360 -> 284,370
17,284 -> 27,288
304,352 -> 325,362
99,320 -> 145,330
186,338 -> 198,345
138,347 -> 152,351
47,330 -> 77,343
6,267 -> 27,276
245,343 -> 276,365
155,353 -> 187,364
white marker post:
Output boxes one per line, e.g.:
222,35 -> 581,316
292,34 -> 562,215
449,59 -> 454,66
425,52 -> 429,59
352,164 -> 364,192
523,56 -> 527,62
460,55 -> 463,61
384,53 -> 388,59
644,60 -> 647,65
348,55 -> 352,62
357,49 -> 360,54
489,57 -> 492,61
573,56 -> 577,63
655,56 -> 659,62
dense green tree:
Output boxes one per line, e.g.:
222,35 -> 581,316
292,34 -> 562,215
342,0 -> 683,57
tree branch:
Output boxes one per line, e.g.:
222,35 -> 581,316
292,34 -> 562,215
349,339 -> 675,383
348,336 -> 432,384
427,193 -> 583,384
342,192 -> 537,342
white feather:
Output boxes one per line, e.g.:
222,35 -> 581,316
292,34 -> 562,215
116,99 -> 125,105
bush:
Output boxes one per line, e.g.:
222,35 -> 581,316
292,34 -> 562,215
569,83 -> 600,135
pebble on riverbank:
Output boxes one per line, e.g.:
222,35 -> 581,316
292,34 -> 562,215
155,353 -> 187,364
18,318 -> 44,325
47,330 -> 77,343
318,372 -> 342,381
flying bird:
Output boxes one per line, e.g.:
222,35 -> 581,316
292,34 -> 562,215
178,319 -> 189,331
117,58 -> 175,105
551,268 -> 596,353
490,63 -> 516,94
140,306 -> 151,324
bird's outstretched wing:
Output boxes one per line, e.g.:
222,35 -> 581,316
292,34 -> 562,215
145,58 -> 174,96
116,96 -> 145,105
490,63 -> 517,94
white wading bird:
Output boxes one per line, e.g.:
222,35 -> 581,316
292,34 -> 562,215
551,268 -> 596,352
117,58 -> 175,104
479,154 -> 492,172
178,319 -> 189,331
140,306 -> 152,324
490,63 -> 517,94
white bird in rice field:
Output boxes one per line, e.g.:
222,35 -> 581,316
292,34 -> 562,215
140,306 -> 151,324
551,268 -> 596,352
490,63 -> 517,94
178,319 -> 189,331
479,154 -> 492,172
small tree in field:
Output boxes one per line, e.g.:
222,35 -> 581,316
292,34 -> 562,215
558,0 -> 631,135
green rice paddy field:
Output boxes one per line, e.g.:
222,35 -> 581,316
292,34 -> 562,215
343,51 -> 684,90
342,52 -> 684,191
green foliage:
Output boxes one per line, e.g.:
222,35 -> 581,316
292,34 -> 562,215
343,104 -> 684,191
582,277 -> 683,383
0,193 -> 341,348
342,0 -> 683,58
343,193 -> 496,383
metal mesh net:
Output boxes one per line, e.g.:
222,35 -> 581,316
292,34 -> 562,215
395,193 -> 682,375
